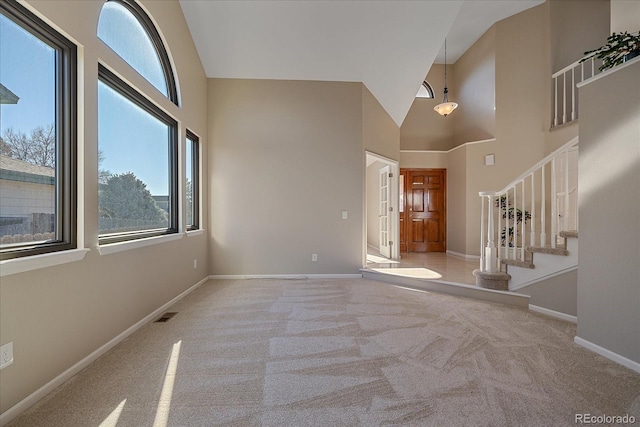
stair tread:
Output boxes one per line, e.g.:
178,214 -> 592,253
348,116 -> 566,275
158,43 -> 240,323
559,230 -> 578,238
526,246 -> 569,256
501,259 -> 535,269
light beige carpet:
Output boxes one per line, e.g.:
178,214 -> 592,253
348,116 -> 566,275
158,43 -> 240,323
8,278 -> 640,426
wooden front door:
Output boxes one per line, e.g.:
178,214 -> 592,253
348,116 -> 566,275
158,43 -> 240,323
400,169 -> 446,253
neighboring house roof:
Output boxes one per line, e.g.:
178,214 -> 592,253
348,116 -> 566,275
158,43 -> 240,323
0,155 -> 54,185
0,83 -> 20,105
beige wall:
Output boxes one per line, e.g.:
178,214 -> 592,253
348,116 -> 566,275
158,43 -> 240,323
362,87 -> 400,160
0,0 -> 208,414
550,0 -> 610,71
208,79 -> 365,275
611,0 -> 640,33
399,151 -> 447,169
445,145 -> 467,254
494,3 -> 550,184
577,59 -> 640,364
452,26 -> 496,146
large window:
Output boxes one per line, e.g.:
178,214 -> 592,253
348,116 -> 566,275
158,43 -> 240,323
98,66 -> 177,244
97,0 -> 179,245
0,0 -> 77,260
185,131 -> 199,231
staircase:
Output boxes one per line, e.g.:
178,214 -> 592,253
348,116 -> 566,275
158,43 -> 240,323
501,230 -> 578,291
475,137 -> 579,303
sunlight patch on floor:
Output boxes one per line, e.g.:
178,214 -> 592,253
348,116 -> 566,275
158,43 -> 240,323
98,399 -> 127,427
153,340 -> 182,427
371,267 -> 442,279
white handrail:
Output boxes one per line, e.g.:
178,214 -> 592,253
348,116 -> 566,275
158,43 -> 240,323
496,136 -> 578,195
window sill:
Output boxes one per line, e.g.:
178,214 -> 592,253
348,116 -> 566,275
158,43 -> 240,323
186,229 -> 204,237
98,233 -> 184,256
0,249 -> 90,277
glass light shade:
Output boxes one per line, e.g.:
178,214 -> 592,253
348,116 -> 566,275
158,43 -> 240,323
434,101 -> 458,117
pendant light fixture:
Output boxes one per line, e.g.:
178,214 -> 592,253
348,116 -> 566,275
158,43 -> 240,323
434,39 -> 458,117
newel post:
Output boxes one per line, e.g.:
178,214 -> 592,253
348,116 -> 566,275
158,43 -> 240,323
479,191 -> 497,273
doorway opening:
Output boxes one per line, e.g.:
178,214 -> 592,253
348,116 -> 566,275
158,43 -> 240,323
365,152 -> 399,264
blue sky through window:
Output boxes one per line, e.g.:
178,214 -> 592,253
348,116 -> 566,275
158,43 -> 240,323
0,13 -> 55,136
97,1 -> 167,97
98,81 -> 169,196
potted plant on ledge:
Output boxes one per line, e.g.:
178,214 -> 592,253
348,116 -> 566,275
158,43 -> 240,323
496,196 -> 531,247
581,30 -> 640,71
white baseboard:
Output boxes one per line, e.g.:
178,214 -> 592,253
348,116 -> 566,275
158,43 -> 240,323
529,304 -> 577,323
446,250 -> 481,260
0,276 -> 209,426
209,274 -> 363,280
574,336 -> 640,374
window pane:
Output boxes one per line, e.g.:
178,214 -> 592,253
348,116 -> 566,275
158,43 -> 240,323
98,80 -> 171,235
185,132 -> 198,230
416,81 -> 434,99
98,1 -> 167,97
185,137 -> 193,227
0,12 -> 57,247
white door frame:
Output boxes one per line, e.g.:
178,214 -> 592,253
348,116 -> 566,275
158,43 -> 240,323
365,151 -> 399,262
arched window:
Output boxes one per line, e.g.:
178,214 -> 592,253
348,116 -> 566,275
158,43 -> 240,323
97,0 -> 179,244
98,0 -> 177,104
416,81 -> 434,99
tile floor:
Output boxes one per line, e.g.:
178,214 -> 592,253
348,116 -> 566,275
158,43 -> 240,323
365,249 -> 479,285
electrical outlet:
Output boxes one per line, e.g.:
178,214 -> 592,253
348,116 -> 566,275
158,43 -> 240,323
312,254 -> 318,262
0,342 -> 14,369
193,259 -> 197,269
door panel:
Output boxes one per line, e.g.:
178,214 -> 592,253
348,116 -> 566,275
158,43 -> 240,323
379,165 -> 391,258
412,189 -> 424,212
399,173 -> 407,252
401,169 -> 446,253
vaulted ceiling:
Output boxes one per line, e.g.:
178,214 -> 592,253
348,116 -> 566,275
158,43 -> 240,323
179,0 -> 543,126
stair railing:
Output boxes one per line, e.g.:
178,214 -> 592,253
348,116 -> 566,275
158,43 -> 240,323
552,57 -> 603,128
478,136 -> 579,273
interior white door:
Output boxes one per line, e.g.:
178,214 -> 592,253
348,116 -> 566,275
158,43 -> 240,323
379,165 -> 391,258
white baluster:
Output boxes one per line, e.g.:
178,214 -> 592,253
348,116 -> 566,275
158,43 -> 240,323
554,77 -> 558,127
480,192 -> 497,273
480,195 -> 485,271
505,191 -> 510,259
521,180 -> 526,261
571,67 -> 576,121
530,172 -> 536,247
564,149 -> 570,233
551,159 -> 557,248
541,164 -> 546,247
562,73 -> 567,124
513,187 -> 517,260
497,193 -> 502,264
